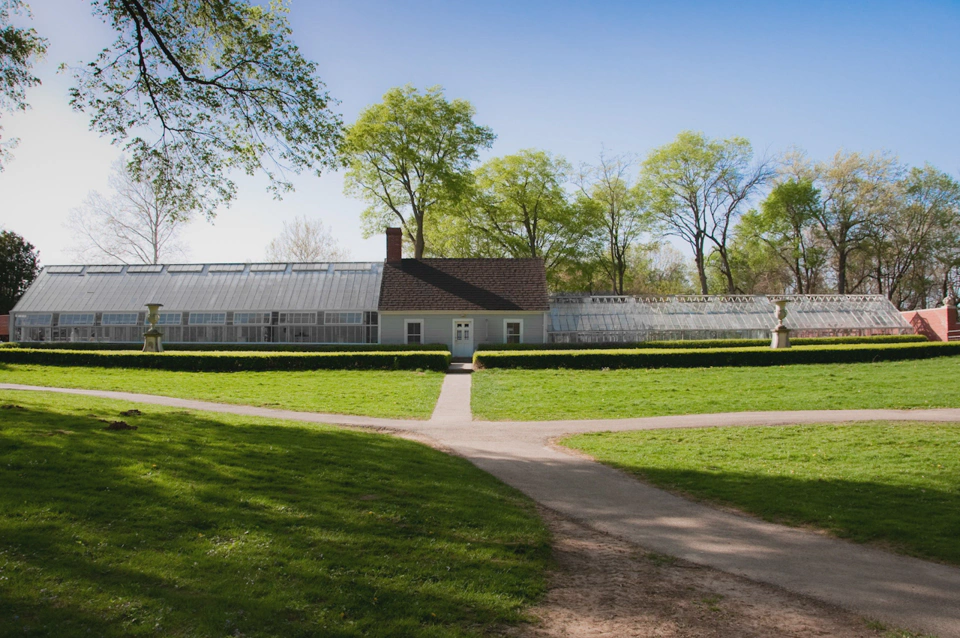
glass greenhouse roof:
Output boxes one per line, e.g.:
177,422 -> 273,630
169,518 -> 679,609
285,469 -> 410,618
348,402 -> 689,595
548,294 -> 912,340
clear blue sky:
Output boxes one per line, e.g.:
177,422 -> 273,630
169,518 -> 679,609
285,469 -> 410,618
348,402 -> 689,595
1,0 -> 958,263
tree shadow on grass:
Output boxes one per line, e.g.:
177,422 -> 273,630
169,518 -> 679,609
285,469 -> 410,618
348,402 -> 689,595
0,399 -> 549,637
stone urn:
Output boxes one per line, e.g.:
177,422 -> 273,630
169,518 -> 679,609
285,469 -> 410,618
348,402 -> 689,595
143,303 -> 164,353
770,298 -> 791,349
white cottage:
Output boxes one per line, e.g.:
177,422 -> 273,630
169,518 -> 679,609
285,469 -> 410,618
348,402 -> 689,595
377,228 -> 550,357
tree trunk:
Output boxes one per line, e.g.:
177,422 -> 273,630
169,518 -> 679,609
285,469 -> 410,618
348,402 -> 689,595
414,218 -> 425,260
837,250 -> 847,294
695,252 -> 709,295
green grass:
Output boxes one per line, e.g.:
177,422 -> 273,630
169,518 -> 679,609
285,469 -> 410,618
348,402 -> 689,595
472,356 -> 960,421
0,364 -> 445,419
562,421 -> 960,565
0,390 -> 550,637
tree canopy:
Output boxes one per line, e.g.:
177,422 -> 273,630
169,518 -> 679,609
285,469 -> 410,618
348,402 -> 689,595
4,0 -> 341,216
341,85 -> 495,259
0,0 -> 46,170
642,131 -> 773,294
0,228 -> 39,314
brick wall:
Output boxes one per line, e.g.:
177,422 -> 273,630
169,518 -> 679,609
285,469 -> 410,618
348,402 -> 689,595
0,315 -> 8,342
901,304 -> 958,342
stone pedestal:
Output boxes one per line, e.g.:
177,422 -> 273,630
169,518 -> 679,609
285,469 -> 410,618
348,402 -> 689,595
771,325 -> 791,349
142,302 -> 164,352
142,328 -> 164,353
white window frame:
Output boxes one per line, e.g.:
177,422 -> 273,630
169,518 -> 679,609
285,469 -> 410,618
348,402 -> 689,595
404,319 -> 425,345
157,312 -> 182,326
503,318 -> 524,344
59,313 -> 96,326
325,311 -> 363,325
189,312 -> 227,325
101,312 -> 140,326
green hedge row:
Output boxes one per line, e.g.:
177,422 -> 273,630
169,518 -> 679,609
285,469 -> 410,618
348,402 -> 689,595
0,348 -> 452,372
472,342 -> 960,370
1,341 -> 449,352
474,334 -> 927,352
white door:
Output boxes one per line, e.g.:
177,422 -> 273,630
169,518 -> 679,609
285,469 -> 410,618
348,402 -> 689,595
452,320 -> 474,357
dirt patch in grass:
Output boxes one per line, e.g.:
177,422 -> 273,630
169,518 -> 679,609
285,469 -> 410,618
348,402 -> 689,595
512,508 -> 899,638
101,420 -> 137,431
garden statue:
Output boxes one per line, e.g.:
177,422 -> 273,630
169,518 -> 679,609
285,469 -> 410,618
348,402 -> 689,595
770,298 -> 790,349
143,303 -> 164,353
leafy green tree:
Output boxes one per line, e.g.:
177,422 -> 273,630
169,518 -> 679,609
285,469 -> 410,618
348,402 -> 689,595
428,149 -> 592,287
342,85 -> 495,259
0,0 -> 46,169
744,179 -> 828,293
0,229 -> 39,314
642,131 -> 774,294
787,150 -> 902,294
575,152 -> 648,295
870,165 -> 960,307
8,0 -> 341,215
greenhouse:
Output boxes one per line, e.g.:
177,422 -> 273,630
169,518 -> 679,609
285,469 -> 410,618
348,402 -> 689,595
11,252 -> 917,347
11,262 -> 382,345
547,294 -> 913,343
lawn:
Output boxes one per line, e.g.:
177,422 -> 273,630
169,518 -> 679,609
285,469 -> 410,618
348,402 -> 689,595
562,421 -> 960,565
0,364 -> 445,419
0,390 -> 549,637
471,356 -> 960,421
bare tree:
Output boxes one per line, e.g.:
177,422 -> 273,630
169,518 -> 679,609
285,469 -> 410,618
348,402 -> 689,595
265,217 -> 349,262
67,158 -> 191,264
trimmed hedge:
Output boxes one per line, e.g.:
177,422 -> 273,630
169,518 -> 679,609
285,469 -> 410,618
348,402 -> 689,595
473,341 -> 960,370
1,341 -> 449,352
0,348 -> 451,372
474,334 -> 927,352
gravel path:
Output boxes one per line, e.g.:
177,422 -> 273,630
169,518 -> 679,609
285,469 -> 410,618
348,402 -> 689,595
3,378 -> 960,637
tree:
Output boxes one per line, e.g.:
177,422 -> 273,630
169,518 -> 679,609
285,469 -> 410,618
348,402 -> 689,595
67,158 -> 192,264
341,85 -> 495,259
744,179 -> 828,293
870,165 -> 960,307
8,0 -> 341,214
575,152 -> 648,295
0,0 -> 46,170
790,150 -> 902,294
265,216 -> 349,262
642,131 -> 774,294
0,228 -> 39,314
624,243 -> 694,295
427,149 -> 592,287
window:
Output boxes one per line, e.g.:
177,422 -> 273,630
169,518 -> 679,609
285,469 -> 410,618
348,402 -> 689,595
325,312 -> 362,325
405,320 -> 424,345
102,313 -> 139,325
189,312 -> 226,325
278,312 -> 317,325
59,313 -> 95,326
157,312 -> 182,325
233,312 -> 269,325
16,314 -> 52,326
504,319 -> 523,344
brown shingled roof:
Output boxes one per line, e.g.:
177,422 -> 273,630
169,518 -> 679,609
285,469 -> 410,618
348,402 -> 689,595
378,259 -> 549,312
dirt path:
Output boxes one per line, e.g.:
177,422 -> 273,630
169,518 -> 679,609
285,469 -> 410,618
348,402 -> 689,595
512,509 -> 897,638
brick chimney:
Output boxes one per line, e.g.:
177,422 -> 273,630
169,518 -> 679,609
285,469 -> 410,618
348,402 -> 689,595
386,227 -> 402,263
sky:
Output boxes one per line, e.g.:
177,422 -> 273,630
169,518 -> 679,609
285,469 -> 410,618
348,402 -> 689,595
1,0 -> 958,265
